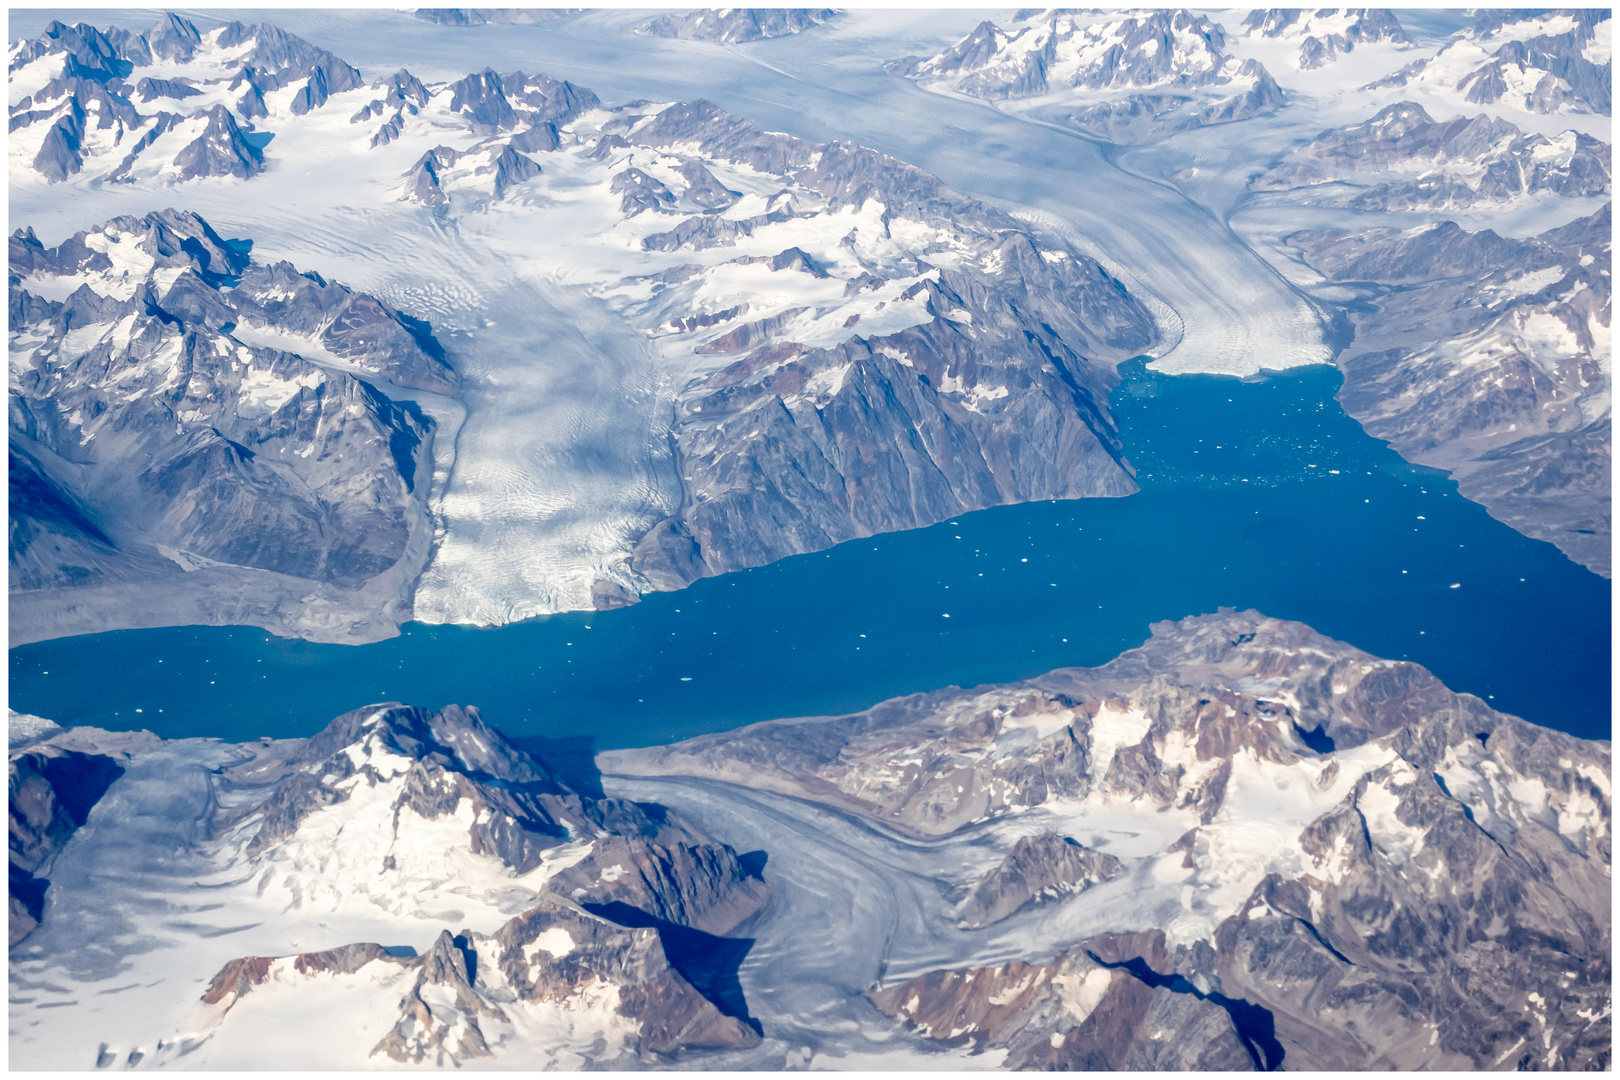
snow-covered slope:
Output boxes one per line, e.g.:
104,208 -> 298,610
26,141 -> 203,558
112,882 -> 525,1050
1366,8 -> 1611,119
890,9 -> 1284,143
1240,8 -> 1409,70
8,17 -> 361,183
603,609 -> 1612,1070
8,703 -> 770,1068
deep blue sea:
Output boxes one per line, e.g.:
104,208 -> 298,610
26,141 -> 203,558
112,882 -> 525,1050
8,360 -> 1611,750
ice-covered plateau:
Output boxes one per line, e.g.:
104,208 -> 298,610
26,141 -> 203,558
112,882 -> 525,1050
9,14 -> 1162,633
8,209 -> 456,645
1367,8 -> 1611,119
7,703 -> 771,1068
1279,202 -> 1612,575
602,609 -> 1611,1070
889,8 -> 1285,143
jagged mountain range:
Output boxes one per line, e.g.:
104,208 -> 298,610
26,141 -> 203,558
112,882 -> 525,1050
8,16 -> 362,183
1366,8 -> 1611,118
637,9 -> 838,44
8,210 -> 452,644
1252,100 -> 1612,210
889,8 -> 1284,143
604,609 -> 1611,1070
1240,8 -> 1409,70
8,702 -> 771,1068
1281,202 -> 1612,575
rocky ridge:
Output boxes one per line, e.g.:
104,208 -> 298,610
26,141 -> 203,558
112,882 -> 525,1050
8,16 -> 362,183
638,9 -> 838,44
8,209 -> 453,643
600,99 -> 1159,591
1241,8 -> 1409,70
603,609 -> 1612,1069
1366,8 -> 1611,118
1252,100 -> 1612,210
412,9 -> 582,27
1283,202 -> 1611,574
958,832 -> 1123,929
890,9 -> 1284,142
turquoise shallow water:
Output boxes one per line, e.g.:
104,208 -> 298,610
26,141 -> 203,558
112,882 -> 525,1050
8,360 -> 1611,748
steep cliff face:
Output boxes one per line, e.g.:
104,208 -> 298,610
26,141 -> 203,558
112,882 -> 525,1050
1285,203 -> 1611,574
7,734 -> 125,944
551,98 -> 1159,594
605,609 -> 1611,1070
8,210 -> 450,643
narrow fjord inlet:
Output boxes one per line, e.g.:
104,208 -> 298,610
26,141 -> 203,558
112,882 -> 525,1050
10,360 -> 1610,746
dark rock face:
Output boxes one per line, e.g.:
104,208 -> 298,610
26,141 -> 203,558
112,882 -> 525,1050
10,15 -> 360,183
638,8 -> 837,43
608,609 -> 1611,1069
958,833 -> 1123,928
612,100 -> 1157,591
1283,203 -> 1611,574
8,211 -> 448,643
1254,101 -> 1612,209
8,746 -> 125,944
172,105 -> 263,180
868,948 -> 1258,1069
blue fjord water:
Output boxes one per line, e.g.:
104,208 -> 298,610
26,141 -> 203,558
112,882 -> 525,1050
8,360 -> 1612,748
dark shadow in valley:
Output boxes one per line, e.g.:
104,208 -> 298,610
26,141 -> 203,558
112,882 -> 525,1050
1293,723 -> 1335,754
582,900 -> 761,1036
507,734 -> 603,798
1088,952 -> 1284,1071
